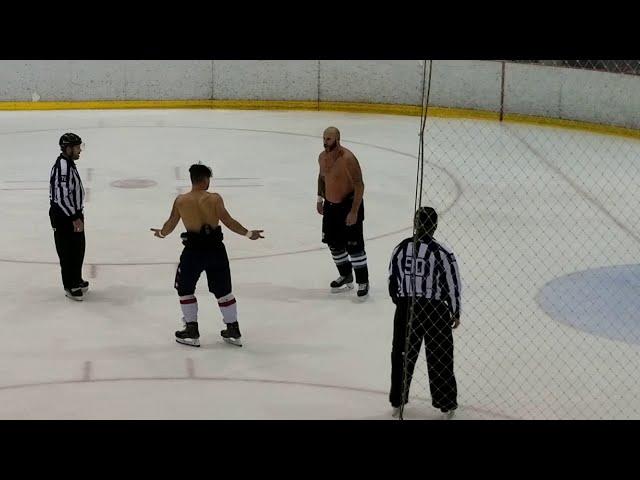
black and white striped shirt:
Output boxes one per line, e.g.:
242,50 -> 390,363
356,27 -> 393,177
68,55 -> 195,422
388,236 -> 462,317
49,154 -> 84,220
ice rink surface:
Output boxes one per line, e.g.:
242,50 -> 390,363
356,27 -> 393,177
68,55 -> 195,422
1,109 -> 638,419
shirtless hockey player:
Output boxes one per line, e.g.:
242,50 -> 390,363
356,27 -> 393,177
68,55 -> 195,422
151,163 -> 264,347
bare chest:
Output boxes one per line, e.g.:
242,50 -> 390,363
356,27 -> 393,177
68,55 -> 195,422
321,154 -> 347,179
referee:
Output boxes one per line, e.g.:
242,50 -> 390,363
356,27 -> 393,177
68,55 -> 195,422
49,133 -> 88,301
388,206 -> 461,418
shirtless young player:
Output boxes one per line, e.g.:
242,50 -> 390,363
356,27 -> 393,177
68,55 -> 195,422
151,163 -> 264,347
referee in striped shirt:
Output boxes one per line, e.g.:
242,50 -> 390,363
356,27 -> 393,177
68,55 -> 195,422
388,206 -> 461,418
49,133 -> 88,301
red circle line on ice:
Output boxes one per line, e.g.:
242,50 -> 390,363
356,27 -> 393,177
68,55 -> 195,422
110,178 -> 158,189
0,359 -> 514,420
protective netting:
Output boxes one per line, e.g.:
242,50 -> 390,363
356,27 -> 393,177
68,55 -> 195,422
511,60 -> 640,75
399,60 -> 640,419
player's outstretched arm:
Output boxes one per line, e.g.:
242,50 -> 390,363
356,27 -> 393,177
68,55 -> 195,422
215,194 -> 264,240
151,197 -> 181,238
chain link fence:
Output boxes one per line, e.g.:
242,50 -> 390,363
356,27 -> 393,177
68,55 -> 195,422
398,60 -> 640,419
510,60 -> 640,75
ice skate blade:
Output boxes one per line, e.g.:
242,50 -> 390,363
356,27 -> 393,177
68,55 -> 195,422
176,338 -> 200,347
330,283 -> 354,294
223,337 -> 242,347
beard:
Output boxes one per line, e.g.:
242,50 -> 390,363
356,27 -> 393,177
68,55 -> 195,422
324,142 -> 337,151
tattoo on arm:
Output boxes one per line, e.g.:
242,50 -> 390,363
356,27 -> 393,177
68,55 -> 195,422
318,175 -> 325,197
348,157 -> 364,187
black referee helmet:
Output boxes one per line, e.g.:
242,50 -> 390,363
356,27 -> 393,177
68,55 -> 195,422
415,206 -> 438,240
59,133 -> 83,150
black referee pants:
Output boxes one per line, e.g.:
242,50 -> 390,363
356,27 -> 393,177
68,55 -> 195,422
50,208 -> 85,290
390,297 -> 457,411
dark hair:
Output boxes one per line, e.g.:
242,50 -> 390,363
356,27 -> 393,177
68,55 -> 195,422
189,163 -> 212,184
414,206 -> 438,240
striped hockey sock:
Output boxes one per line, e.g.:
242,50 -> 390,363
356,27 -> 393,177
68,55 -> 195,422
349,251 -> 369,284
331,248 -> 353,277
217,293 -> 238,324
179,294 -> 198,323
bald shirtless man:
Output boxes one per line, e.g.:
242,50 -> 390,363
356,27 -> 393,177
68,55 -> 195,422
317,127 -> 369,299
151,163 -> 264,347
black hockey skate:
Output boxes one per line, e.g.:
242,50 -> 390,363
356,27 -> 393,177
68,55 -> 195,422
221,322 -> 242,347
330,274 -> 354,293
441,406 -> 457,419
356,282 -> 369,299
79,280 -> 89,294
175,322 -> 200,347
64,287 -> 84,301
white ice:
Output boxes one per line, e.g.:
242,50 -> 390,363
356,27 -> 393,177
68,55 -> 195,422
0,109 -> 639,419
